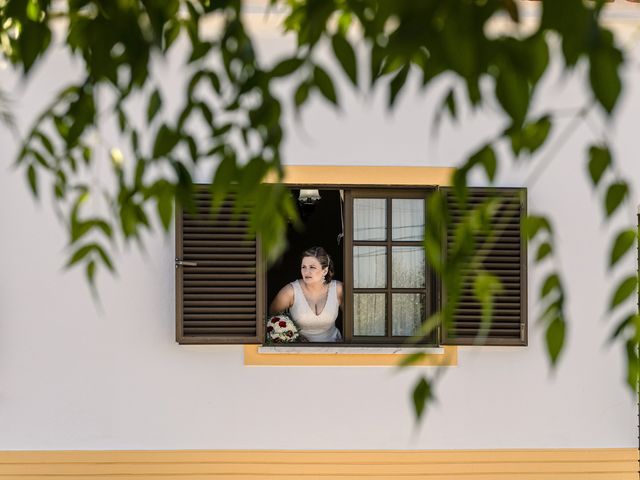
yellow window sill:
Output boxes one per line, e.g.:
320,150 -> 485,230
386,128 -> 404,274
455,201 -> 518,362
243,345 -> 457,366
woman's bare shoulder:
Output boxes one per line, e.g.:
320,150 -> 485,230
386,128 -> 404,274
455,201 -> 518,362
269,283 -> 295,314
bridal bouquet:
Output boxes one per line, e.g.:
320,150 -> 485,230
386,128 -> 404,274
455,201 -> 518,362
265,314 -> 300,343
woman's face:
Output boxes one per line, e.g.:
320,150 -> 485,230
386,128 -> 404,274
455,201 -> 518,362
300,256 -> 328,286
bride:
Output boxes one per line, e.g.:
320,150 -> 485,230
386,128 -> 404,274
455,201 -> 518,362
269,246 -> 343,342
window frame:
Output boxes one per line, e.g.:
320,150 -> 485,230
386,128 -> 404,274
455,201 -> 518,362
175,166 -> 526,355
343,187 -> 438,346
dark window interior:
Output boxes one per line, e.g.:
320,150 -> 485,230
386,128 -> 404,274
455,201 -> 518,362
266,189 -> 344,335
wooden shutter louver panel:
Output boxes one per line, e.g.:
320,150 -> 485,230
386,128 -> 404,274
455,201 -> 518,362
176,186 -> 263,344
442,188 -> 527,346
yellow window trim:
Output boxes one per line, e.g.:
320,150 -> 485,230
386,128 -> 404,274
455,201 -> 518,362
249,165 -> 456,367
244,344 -> 457,366
265,165 -> 454,186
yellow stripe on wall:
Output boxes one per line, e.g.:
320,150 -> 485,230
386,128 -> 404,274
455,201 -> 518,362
0,449 -> 636,479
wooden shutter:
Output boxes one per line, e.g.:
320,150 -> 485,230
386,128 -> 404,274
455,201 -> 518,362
441,188 -> 527,346
176,186 -> 263,344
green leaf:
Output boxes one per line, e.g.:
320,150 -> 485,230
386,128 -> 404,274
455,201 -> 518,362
93,243 -> 114,272
541,273 -> 560,298
211,155 -> 237,211
27,164 -> 38,196
86,260 -> 96,286
313,65 -> 338,105
35,141 -> 55,164
147,89 -> 162,124
521,215 -> 552,241
152,124 -> 180,158
589,41 -> 622,114
163,21 -> 181,52
294,82 -> 310,111
271,57 -> 303,78
472,145 -> 497,182
545,316 -> 565,366
610,229 -> 637,268
66,243 -> 98,268
609,314 -> 639,342
207,71 -> 221,93
26,0 -> 42,21
507,116 -> 552,156
535,242 -> 552,261
388,65 -> 409,109
604,182 -> 628,217
189,41 -> 213,63
473,272 -> 503,339
588,145 -> 611,187
332,34 -> 357,86
412,377 -> 434,421
71,220 -> 92,242
157,189 -> 174,231
609,275 -> 638,310
495,67 -> 529,126
445,89 -> 456,119
35,131 -> 55,156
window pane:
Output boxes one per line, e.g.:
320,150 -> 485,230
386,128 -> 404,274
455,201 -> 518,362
392,294 -> 425,336
392,246 -> 425,288
354,198 -> 386,240
354,294 -> 386,336
392,199 -> 424,241
354,246 -> 386,288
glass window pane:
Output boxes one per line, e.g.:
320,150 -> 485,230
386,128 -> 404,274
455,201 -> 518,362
392,246 -> 425,288
392,199 -> 424,241
354,246 -> 386,288
354,198 -> 386,240
354,294 -> 386,336
392,294 -> 425,336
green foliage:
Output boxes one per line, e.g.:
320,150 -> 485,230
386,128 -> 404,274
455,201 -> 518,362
2,0 -> 636,422
610,230 -> 637,269
331,34 -> 357,86
605,182 -> 628,217
412,376 -> 434,422
147,90 -> 163,124
507,116 -> 552,157
588,145 -> 611,187
609,276 -> 638,311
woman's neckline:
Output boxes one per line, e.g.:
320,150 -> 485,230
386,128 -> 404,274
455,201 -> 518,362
297,279 -> 331,316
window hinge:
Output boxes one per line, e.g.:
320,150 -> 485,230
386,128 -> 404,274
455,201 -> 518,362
175,258 -> 198,268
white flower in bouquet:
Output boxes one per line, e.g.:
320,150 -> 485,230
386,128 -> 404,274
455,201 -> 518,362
266,314 -> 300,343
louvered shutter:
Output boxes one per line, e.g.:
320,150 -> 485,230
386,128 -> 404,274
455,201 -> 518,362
176,186 -> 263,344
441,188 -> 527,346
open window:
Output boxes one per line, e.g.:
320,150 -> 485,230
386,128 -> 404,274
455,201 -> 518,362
175,179 -> 527,348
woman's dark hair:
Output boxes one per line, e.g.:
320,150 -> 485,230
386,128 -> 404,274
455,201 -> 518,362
301,246 -> 334,283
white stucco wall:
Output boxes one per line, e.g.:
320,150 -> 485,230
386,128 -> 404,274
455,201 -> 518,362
0,4 -> 638,450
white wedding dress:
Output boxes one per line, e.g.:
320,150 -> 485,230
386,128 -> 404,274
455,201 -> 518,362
289,280 -> 342,342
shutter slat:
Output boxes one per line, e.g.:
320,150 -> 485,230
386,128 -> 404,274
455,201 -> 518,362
183,281 -> 256,287
177,186 -> 262,344
442,188 -> 527,346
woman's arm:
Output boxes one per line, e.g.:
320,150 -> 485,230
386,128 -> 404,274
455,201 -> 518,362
336,281 -> 344,308
269,284 -> 294,314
